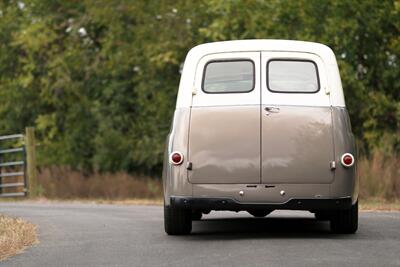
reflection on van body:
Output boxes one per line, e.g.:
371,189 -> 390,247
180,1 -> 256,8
163,40 -> 358,235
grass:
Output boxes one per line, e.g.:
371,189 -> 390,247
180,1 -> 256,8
358,149 -> 400,200
359,198 -> 400,211
0,215 -> 38,261
9,197 -> 164,206
92,198 -> 163,205
36,167 -> 162,200
357,148 -> 399,210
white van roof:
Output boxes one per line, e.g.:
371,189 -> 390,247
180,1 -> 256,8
190,40 -> 336,64
176,40 -> 345,108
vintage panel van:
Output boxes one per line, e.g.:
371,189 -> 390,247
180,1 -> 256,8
163,40 -> 358,235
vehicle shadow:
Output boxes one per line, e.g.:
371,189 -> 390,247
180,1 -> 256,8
190,216 -> 354,240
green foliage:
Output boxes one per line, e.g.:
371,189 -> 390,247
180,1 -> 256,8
0,0 -> 398,176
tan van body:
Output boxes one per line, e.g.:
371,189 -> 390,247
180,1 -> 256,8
163,40 -> 358,235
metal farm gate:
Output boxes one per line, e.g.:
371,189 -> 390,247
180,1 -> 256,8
0,128 -> 36,198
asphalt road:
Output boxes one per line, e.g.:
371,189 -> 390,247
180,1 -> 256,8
0,202 -> 399,267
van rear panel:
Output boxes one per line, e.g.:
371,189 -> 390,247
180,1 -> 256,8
261,106 -> 334,184
188,105 -> 260,184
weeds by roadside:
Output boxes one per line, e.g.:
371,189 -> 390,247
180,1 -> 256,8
36,167 -> 162,200
358,149 -> 400,201
360,198 -> 400,211
0,215 -> 38,260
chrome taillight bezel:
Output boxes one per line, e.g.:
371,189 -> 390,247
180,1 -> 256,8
341,153 -> 355,168
169,151 -> 184,165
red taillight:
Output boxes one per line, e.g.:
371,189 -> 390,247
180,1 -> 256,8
341,153 -> 354,167
169,151 -> 183,165
343,155 -> 352,165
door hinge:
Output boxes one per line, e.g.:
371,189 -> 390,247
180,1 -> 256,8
325,86 -> 330,95
330,161 -> 336,170
186,162 -> 193,171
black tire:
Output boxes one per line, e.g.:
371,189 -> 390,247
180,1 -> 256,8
314,211 -> 330,221
330,200 -> 358,234
247,210 -> 272,218
164,204 -> 192,235
191,211 -> 203,221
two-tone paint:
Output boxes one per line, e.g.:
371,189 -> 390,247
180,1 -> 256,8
163,40 -> 358,211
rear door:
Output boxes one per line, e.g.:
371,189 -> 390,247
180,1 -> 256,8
188,52 -> 261,184
261,52 -> 334,184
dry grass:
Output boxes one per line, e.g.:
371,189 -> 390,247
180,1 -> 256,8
358,149 -> 400,201
10,197 -> 164,206
360,198 -> 400,211
93,198 -> 163,205
37,167 -> 162,200
0,215 -> 38,260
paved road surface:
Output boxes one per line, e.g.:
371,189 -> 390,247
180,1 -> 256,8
0,202 -> 399,267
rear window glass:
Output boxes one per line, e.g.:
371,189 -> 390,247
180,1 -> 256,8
202,60 -> 254,93
267,60 -> 319,93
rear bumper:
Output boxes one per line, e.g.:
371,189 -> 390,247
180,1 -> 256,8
170,196 -> 352,211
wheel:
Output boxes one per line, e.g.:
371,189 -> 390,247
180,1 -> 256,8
191,211 -> 203,220
314,211 -> 330,221
164,204 -> 192,235
247,210 -> 272,218
330,200 -> 358,234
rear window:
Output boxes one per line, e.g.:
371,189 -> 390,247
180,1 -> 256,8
202,60 -> 254,93
267,60 -> 320,93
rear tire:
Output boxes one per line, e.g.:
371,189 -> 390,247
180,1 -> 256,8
191,211 -> 203,221
164,204 -> 192,235
330,200 -> 358,234
314,211 -> 330,221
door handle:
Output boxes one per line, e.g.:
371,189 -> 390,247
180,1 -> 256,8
264,106 -> 280,115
